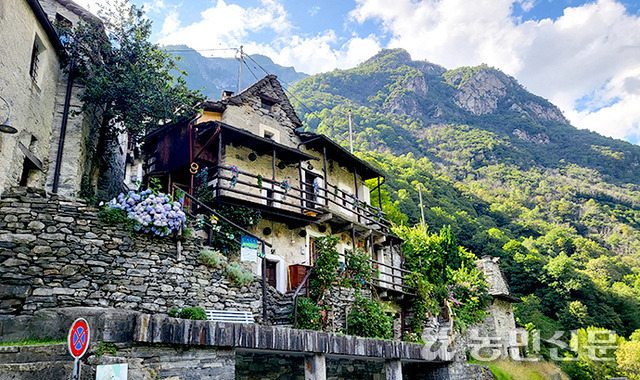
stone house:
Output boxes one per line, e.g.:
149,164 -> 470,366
0,0 -> 126,200
466,256 -> 524,360
142,75 -> 409,299
0,0 -> 66,194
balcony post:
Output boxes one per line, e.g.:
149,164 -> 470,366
272,149 -> 276,204
353,167 -> 360,223
299,160 -> 304,213
377,177 -> 382,208
351,226 -> 356,251
262,242 -> 267,322
323,147 -> 328,206
217,131 -> 223,198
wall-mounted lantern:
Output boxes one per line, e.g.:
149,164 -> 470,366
0,95 -> 17,134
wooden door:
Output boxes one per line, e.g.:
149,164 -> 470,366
266,261 -> 277,288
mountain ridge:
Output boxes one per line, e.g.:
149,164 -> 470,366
164,44 -> 308,99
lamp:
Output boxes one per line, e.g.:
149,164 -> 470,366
0,95 -> 17,134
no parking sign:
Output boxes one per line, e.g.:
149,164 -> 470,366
68,318 -> 90,379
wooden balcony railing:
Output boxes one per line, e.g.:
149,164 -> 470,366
202,166 -> 392,231
370,259 -> 415,295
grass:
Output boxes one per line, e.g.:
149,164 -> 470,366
0,337 -> 66,347
469,359 -> 570,380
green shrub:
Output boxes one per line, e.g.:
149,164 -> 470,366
310,236 -> 340,299
346,294 -> 393,339
179,307 -> 207,320
225,262 -> 254,286
168,307 -> 207,320
200,248 -> 224,268
98,207 -> 134,230
293,297 -> 322,330
345,248 -> 371,288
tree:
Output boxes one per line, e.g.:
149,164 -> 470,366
65,0 -> 202,141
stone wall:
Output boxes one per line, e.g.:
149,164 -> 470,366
0,187 -> 290,324
322,286 -> 371,333
236,352 -> 304,379
0,341 -> 235,380
327,357 -> 385,380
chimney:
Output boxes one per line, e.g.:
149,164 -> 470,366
221,90 -> 235,100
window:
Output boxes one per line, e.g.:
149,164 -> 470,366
259,124 -> 280,143
29,35 -> 45,83
55,14 -> 73,46
261,98 -> 275,112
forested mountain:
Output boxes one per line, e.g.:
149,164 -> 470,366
163,45 -> 307,99
289,49 -> 640,346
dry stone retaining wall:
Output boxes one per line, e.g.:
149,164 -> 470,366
0,187 -> 290,323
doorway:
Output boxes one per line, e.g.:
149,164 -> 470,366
266,260 -> 277,288
304,172 -> 321,209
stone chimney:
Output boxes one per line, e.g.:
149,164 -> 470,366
221,90 -> 235,100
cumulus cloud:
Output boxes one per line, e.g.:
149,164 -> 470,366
160,10 -> 180,36
350,0 -> 640,141
158,0 -> 292,52
157,0 -> 381,74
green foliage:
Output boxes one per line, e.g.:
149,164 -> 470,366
616,339 -> 640,379
199,248 -> 224,268
346,294 -> 393,339
560,327 -> 624,380
310,236 -> 341,299
0,337 -> 66,347
95,342 -> 117,356
168,308 -> 179,318
98,207 -> 135,231
395,224 -> 489,331
209,205 -> 261,254
225,262 -> 254,286
405,272 -> 438,335
446,266 -> 491,332
64,0 -> 203,141
178,306 -> 207,320
345,248 -> 371,288
293,297 -> 322,330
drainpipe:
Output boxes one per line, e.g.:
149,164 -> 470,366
51,60 -> 75,193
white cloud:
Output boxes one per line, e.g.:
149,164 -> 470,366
351,0 -> 640,141
157,0 -> 381,75
159,0 -> 292,52
160,10 -> 180,36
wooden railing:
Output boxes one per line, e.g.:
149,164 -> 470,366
370,259 -> 415,295
202,166 -> 391,231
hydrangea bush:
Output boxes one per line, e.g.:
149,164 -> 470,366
106,188 -> 186,236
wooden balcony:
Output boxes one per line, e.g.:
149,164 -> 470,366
371,259 -> 415,295
199,165 -> 393,231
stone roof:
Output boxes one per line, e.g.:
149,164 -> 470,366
201,75 -> 303,129
477,256 -> 521,303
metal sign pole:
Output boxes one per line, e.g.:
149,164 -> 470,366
71,358 -> 80,380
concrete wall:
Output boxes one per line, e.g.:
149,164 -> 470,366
0,0 -> 61,195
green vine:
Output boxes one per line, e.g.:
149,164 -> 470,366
345,248 -> 371,288
310,236 -> 340,300
405,272 -> 438,339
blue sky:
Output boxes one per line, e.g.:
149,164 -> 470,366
75,0 -> 640,144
